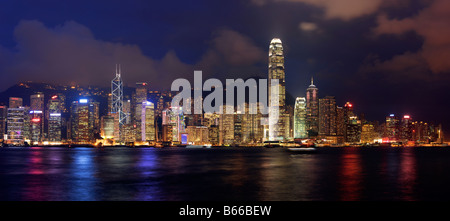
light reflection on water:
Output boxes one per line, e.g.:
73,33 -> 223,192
0,147 -> 449,201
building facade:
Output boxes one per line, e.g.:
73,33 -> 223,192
268,38 -> 287,141
306,78 -> 319,137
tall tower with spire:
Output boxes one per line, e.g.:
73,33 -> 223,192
268,38 -> 287,141
111,64 -> 125,142
306,76 -> 319,137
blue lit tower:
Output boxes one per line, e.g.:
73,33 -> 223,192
111,64 -> 126,142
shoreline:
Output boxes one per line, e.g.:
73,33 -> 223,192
0,144 -> 449,149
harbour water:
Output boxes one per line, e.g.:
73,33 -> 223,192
1,146 -> 450,201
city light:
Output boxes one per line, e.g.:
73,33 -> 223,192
1,38 -> 445,148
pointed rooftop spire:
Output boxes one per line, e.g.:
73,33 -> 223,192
115,63 -> 122,77
308,76 -> 317,88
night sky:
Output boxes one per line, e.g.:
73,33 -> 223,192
1,0 -> 450,136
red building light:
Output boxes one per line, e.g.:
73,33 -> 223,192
31,118 -> 41,123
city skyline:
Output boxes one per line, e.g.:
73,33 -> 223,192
0,57 -> 445,145
5,1 -> 450,213
1,0 -> 450,139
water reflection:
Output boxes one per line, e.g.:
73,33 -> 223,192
399,148 -> 417,200
22,149 -> 45,200
338,148 -> 362,201
260,150 -> 320,201
135,149 -> 160,200
68,149 -> 98,200
288,154 -> 320,201
0,147 -> 447,201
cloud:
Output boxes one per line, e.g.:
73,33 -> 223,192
299,22 -> 318,32
252,0 -> 388,20
370,0 -> 450,76
0,20 -> 191,90
359,52 -> 431,82
196,28 -> 265,76
0,20 -> 265,91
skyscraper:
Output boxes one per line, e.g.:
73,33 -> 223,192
162,107 -> 185,143
29,93 -> 45,143
268,38 -> 287,141
135,82 -> 148,141
294,97 -> 307,139
141,101 -> 155,142
319,96 -> 337,136
241,102 -> 264,144
6,107 -> 25,145
219,104 -> 234,145
100,115 -> 115,140
386,114 -> 400,142
111,65 -> 125,142
336,106 -> 345,138
361,123 -> 377,144
306,77 -> 319,137
400,115 -> 413,142
48,95 -> 62,142
30,110 -> 43,144
0,106 -> 7,140
70,99 -> 96,144
344,103 -> 361,143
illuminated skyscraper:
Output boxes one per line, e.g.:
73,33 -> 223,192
346,115 -> 361,143
234,112 -> 243,144
336,106 -> 345,138
162,107 -> 185,142
141,101 -> 155,142
135,82 -> 148,141
306,77 -> 319,137
319,96 -> 337,136
344,102 -> 361,143
0,106 -> 7,140
123,99 -> 131,124
386,114 -> 400,142
29,110 -> 43,144
100,116 -> 115,139
186,126 -> 209,145
6,107 -> 25,145
400,115 -> 413,142
361,123 -> 377,144
70,99 -> 96,144
111,65 -> 125,142
268,38 -> 287,141
30,92 -> 45,143
239,103 -> 264,144
219,104 -> 234,145
47,95 -> 63,142
294,97 -> 307,139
